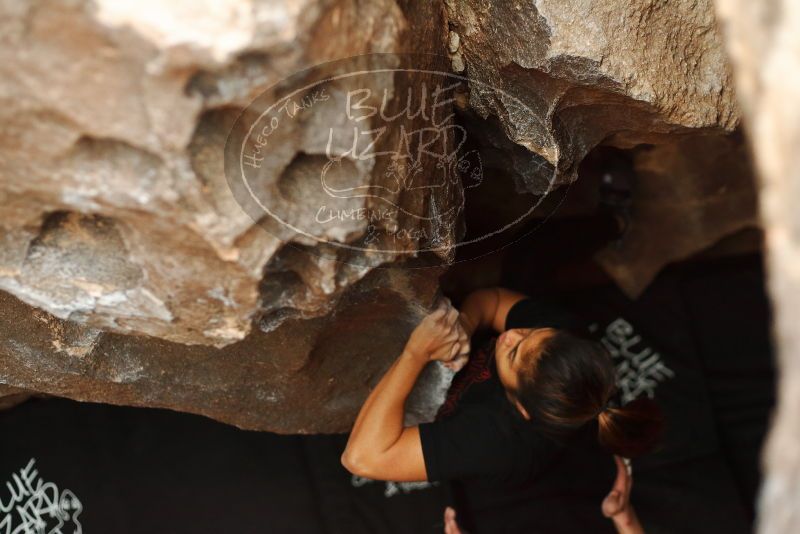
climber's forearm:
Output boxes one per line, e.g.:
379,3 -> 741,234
343,307 -> 458,481
343,348 -> 427,467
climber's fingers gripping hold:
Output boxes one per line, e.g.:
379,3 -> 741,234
442,353 -> 469,372
406,305 -> 463,363
433,306 -> 466,364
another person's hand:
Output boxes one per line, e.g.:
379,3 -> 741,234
602,456 -> 644,534
443,456 -> 643,534
444,456 -> 644,534
443,506 -> 462,534
405,303 -> 464,364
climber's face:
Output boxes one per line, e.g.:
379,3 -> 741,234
494,327 -> 556,419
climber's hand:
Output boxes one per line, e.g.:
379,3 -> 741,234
442,317 -> 470,372
440,310 -> 479,372
405,302 -> 463,364
457,309 -> 478,338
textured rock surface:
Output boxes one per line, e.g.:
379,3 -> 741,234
0,0 -> 760,431
0,267 -> 446,432
595,133 -> 758,296
0,0 -> 443,347
446,0 -> 738,189
713,1 -> 800,532
0,0 -> 455,429
445,0 -> 756,296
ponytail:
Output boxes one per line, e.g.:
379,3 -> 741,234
514,329 -> 665,458
597,397 -> 664,458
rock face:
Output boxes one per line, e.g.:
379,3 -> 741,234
446,0 -> 757,296
0,0 -> 454,430
0,266 -> 448,432
595,133 -> 758,296
0,0 -> 447,347
445,0 -> 739,189
0,0 -> 758,431
713,1 -> 800,532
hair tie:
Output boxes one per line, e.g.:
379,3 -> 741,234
596,398 -> 619,418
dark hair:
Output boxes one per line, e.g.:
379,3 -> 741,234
513,329 -> 663,458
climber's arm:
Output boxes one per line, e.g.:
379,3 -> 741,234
458,287 -> 527,335
341,352 -> 428,481
341,306 -> 462,482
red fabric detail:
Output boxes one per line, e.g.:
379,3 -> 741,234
436,339 -> 496,419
